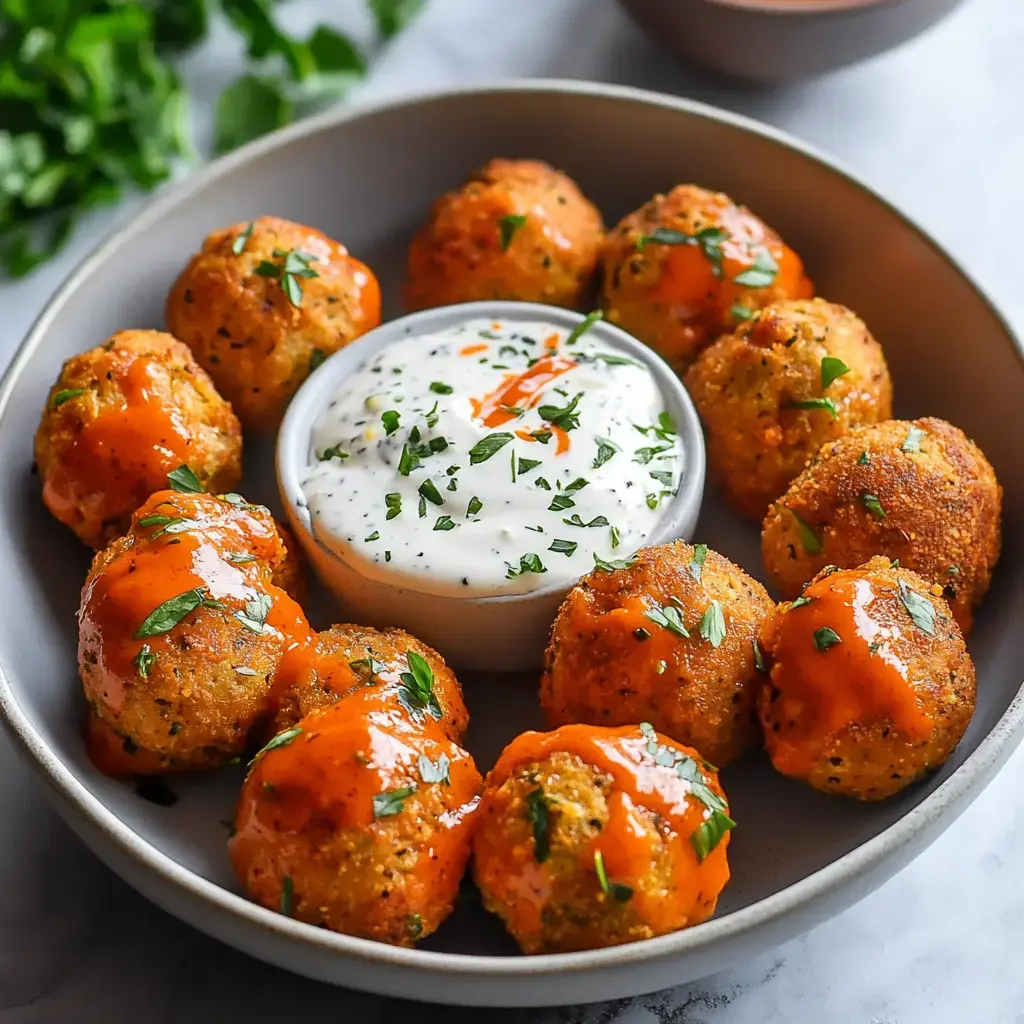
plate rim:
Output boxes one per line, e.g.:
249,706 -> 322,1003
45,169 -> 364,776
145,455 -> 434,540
2,77 -> 1023,982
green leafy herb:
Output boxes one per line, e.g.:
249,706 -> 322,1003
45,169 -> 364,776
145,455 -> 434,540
860,492 -> 887,520
790,596 -> 814,610
537,392 -> 583,432
858,451 -> 871,465
398,650 -> 441,720
564,309 -> 604,346
430,381 -> 453,394
253,247 -> 319,306
132,644 -> 157,678
167,465 -> 204,494
688,543 -> 708,583
733,247 -> 779,288
252,726 -> 302,762
563,514 -> 609,528
593,850 -> 633,902
525,788 -> 551,863
699,600 -> 726,648
633,443 -> 673,464
645,605 -> 690,639
517,458 -> 542,475
469,432 -> 514,464
369,0 -> 426,38
418,479 -> 443,506
820,355 -> 851,390
902,425 -> 926,453
433,515 -> 455,531
417,753 -> 450,785
319,444 -> 348,462
898,580 -> 936,636
234,594 -> 272,634
814,626 -> 842,651
548,494 -> 575,512
753,639 -> 767,672
349,656 -> 384,682
308,348 -> 326,374
788,508 -> 822,555
636,226 -> 729,278
610,525 -> 622,549
530,430 -> 553,445
534,477 -> 551,490
649,469 -> 674,488
373,785 -> 417,818
381,409 -> 400,435
731,303 -> 755,322
418,496 -> 426,518
397,444 -> 417,476
548,539 -> 578,556
364,530 -> 380,541
232,221 -> 254,255
593,553 -> 637,572
497,213 -> 527,251
51,388 -> 86,408
405,914 -> 423,940
593,437 -> 620,469
505,553 -> 547,579
280,875 -> 294,916
225,552 -> 258,564
789,397 -> 839,420
466,496 -> 483,517
691,810 -> 736,862
385,492 -> 402,520
135,588 -> 209,638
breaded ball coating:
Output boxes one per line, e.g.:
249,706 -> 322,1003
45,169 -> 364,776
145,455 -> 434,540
761,417 -> 1002,633
758,557 -> 976,800
541,542 -> 775,766
601,184 -> 813,374
35,329 -> 241,549
166,216 -> 381,430
271,520 -> 307,604
404,159 -> 604,311
79,490 -> 310,776
685,298 -> 893,519
473,725 -> 732,954
231,689 -> 482,946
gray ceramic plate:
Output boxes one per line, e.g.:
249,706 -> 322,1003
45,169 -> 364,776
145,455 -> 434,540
1,81 -> 1022,1008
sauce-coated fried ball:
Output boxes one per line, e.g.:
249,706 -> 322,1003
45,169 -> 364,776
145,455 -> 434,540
541,542 -> 775,766
601,184 -> 813,374
79,491 -> 310,776
758,557 -> 976,800
166,216 -> 381,430
270,623 -> 469,741
473,725 -> 732,954
35,330 -> 241,549
685,299 -> 893,519
761,417 -> 1002,633
404,159 -> 604,311
231,688 -> 482,946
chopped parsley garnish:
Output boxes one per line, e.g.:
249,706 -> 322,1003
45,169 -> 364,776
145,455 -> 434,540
636,226 -> 728,278
563,514 -> 609,528
529,430 -> 553,444
633,443 -> 673,464
788,508 -> 822,555
691,810 -> 736,862
466,495 -> 483,517
469,432 -> 514,464
902,425 -> 926,453
135,587 -> 215,638
308,348 -> 326,374
593,553 -> 637,572
418,479 -> 444,506
593,437 -> 620,469
860,492 -> 886,520
731,303 -> 755,322
418,496 -> 427,518
634,412 -> 677,442
253,247 -> 319,306
425,401 -> 440,428
753,639 -> 767,672
406,915 -> 423,940
132,644 -> 157,678
505,553 -> 547,579
232,222 -> 254,255
381,409 -> 400,435
534,477 -> 551,490
319,444 -> 349,462
564,309 -> 604,346
858,451 -> 871,465
790,595 -> 814,610
814,626 -> 842,651
433,515 -> 455,531
537,392 -> 583,432
365,531 -> 380,541
235,594 -> 273,634
167,464 -> 204,493
564,477 -> 589,492
593,850 -> 633,902
688,543 -> 708,583
373,785 -> 417,818
385,492 -> 402,520
398,444 -> 417,476
699,600 -> 727,648
430,381 -> 454,394
349,656 -> 384,681
820,355 -> 851,389
417,753 -> 451,785
525,788 -> 551,863
518,458 -> 542,474
649,469 -> 674,488
733,247 -> 778,288
137,514 -> 199,540
645,604 -> 690,638
497,213 -> 527,251
548,494 -> 575,512
549,538 -> 577,556
610,525 -> 621,549
398,650 -> 442,720
51,387 -> 86,408
789,397 -> 839,420
898,580 -> 936,636
225,552 -> 257,564
280,875 -> 294,916
252,726 -> 302,763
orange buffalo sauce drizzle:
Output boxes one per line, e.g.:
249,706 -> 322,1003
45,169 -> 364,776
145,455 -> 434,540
768,575 -> 933,776
44,354 -> 193,524
485,725 -> 730,937
230,687 -> 481,909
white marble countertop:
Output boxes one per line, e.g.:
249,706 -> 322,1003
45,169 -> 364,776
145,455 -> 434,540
2,0 -> 1023,1020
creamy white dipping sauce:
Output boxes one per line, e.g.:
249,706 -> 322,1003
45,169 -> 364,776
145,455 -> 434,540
301,315 -> 685,598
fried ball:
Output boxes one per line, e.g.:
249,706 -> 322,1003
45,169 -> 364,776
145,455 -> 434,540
230,688 -> 482,946
404,158 -> 604,311
166,216 -> 381,430
271,520 -> 306,604
758,557 -> 976,800
541,542 -> 775,766
473,724 -> 732,954
270,623 -> 469,741
34,329 -> 242,549
601,184 -> 814,374
79,490 -> 311,776
685,298 -> 893,519
761,417 -> 1002,633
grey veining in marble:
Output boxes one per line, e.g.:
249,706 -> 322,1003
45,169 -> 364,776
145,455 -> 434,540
3,0 -> 1024,1020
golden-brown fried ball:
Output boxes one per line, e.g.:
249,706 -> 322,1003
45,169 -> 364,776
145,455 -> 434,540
761,417 -> 1002,633
685,298 -> 893,519
231,689 -> 482,946
404,159 -> 604,311
269,623 -> 469,742
473,724 -> 732,954
34,329 -> 241,549
166,216 -> 381,430
79,490 -> 311,776
601,184 -> 814,374
758,557 -> 976,800
541,542 -> 775,766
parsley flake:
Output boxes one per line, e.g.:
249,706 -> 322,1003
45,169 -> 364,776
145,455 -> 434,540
898,580 -> 936,636
814,626 -> 842,651
167,465 -> 204,494
373,785 -> 417,818
469,432 -> 514,464
820,355 -> 851,390
699,600 -> 727,648
497,213 -> 527,251
525,788 -> 551,863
